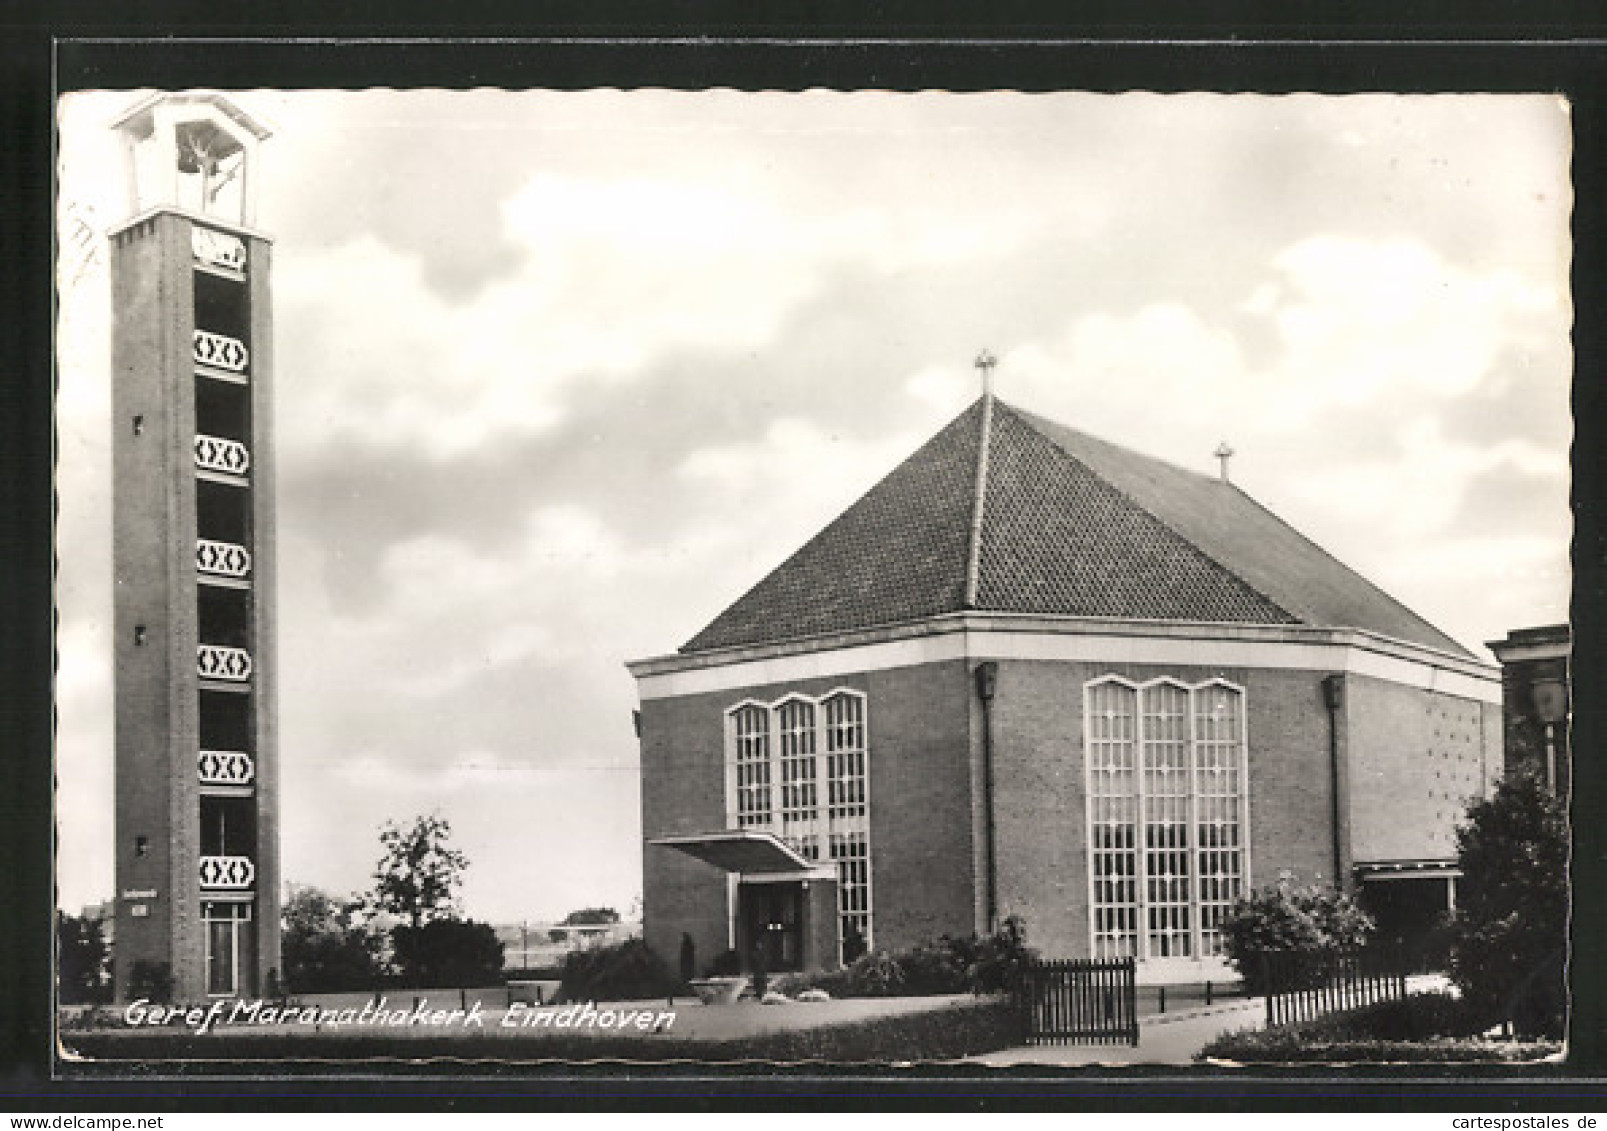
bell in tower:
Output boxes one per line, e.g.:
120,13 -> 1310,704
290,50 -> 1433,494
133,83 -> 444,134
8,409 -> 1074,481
111,91 -> 271,228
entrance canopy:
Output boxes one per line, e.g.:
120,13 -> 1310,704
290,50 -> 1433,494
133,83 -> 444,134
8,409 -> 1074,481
652,830 -> 836,880
1354,859 -> 1463,883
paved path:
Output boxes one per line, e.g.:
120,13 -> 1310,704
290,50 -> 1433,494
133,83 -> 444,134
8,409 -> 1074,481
970,996 -> 1267,1067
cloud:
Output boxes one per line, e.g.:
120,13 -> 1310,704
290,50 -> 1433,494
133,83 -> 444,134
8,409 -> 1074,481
1367,532 -> 1569,648
330,751 -> 616,795
275,237 -> 563,463
1267,236 -> 1563,410
281,503 -> 635,707
674,415 -> 931,596
1018,302 -> 1252,418
941,303 -> 1270,473
54,623 -> 114,915
276,164 -> 1037,466
1279,415 -> 1565,540
968,233 -> 1564,456
499,174 -> 841,372
677,416 -> 917,501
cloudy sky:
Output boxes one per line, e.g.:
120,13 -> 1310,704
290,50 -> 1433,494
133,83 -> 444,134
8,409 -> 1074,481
55,89 -> 1572,925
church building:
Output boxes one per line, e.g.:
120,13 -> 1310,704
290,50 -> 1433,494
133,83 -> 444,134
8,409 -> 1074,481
628,376 -> 1503,983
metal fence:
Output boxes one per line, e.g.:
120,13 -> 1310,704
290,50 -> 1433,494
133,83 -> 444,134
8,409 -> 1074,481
1261,947 -> 1408,1030
1020,957 -> 1140,1046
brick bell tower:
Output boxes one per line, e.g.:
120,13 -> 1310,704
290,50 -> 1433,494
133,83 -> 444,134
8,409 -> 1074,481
109,92 -> 280,1002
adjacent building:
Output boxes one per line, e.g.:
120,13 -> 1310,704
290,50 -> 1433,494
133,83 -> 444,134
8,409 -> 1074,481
629,387 -> 1503,983
496,918 -> 643,973
109,92 -> 282,1001
1487,624 -> 1571,796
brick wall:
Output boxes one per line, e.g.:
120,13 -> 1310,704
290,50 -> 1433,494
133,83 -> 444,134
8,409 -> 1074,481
246,232 -> 282,996
986,660 -> 1086,957
862,660 -> 976,949
637,660 -> 976,973
112,213 -> 204,1001
987,659 -> 1340,960
1345,673 -> 1502,864
110,215 -> 282,1002
639,647 -> 1498,973
1241,667 -> 1345,889
638,690 -> 738,975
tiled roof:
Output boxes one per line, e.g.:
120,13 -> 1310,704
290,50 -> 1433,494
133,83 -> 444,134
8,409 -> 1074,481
680,403 -> 981,653
681,396 -> 1473,659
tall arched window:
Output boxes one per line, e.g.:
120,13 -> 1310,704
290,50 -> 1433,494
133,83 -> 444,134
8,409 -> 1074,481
777,699 -> 820,856
1193,683 -> 1246,957
725,690 -> 873,953
824,693 -> 870,954
1085,677 -> 1248,962
732,704 -> 771,828
1142,682 -> 1192,958
1087,680 -> 1139,958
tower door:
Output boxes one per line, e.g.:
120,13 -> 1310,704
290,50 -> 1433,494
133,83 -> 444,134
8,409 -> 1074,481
206,917 -> 236,995
203,902 -> 253,996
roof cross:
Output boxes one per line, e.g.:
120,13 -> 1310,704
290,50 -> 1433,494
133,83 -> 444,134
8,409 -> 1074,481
1214,441 -> 1235,483
975,349 -> 998,397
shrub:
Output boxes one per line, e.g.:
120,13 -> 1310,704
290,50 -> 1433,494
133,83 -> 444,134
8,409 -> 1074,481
895,940 -> 968,996
1195,991 -> 1559,1064
771,952 -> 901,998
558,939 -> 682,1003
774,919 -> 1037,999
965,915 -> 1035,993
842,925 -> 868,965
770,971 -> 820,996
59,1004 -> 119,1032
1449,773 -> 1567,1038
1300,991 -> 1480,1042
127,960 -> 173,1002
1198,1028 -> 1560,1064
843,950 -> 906,997
58,911 -> 111,1005
726,993 -> 1019,1061
282,885 -> 385,993
1220,882 -> 1374,992
390,917 -> 504,988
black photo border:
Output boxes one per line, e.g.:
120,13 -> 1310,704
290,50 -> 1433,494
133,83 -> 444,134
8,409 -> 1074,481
4,10 -> 1605,1108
